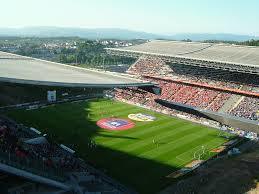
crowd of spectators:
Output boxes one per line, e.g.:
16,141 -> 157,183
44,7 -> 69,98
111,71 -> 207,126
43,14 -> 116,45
0,116 -> 130,193
125,56 -> 258,120
220,125 -> 258,140
128,56 -> 258,92
209,93 -> 231,112
129,77 -> 231,112
115,87 -> 219,129
0,117 -> 87,180
230,97 -> 259,121
127,56 -> 172,76
115,77 -> 258,122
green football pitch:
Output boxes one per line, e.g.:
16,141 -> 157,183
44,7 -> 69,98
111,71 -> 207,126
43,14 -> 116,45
5,99 -> 234,193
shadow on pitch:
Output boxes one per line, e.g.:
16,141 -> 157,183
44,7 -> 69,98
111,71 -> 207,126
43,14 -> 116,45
4,99 -> 258,194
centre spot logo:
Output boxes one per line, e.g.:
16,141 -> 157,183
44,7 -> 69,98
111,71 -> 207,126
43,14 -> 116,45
128,113 -> 156,122
97,118 -> 135,131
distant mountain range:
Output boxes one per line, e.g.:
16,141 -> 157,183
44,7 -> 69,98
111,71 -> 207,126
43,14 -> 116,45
0,27 -> 258,41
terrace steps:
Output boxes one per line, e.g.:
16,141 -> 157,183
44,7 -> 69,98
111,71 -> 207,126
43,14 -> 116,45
218,95 -> 243,113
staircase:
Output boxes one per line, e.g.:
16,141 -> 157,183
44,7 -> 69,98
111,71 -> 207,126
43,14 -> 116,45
218,95 -> 244,113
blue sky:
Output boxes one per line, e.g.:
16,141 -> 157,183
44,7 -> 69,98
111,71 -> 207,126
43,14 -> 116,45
1,0 -> 259,36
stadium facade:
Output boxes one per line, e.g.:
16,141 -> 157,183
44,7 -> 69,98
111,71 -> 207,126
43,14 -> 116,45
107,40 -> 259,133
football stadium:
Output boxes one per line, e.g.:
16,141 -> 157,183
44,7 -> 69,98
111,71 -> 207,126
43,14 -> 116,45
0,41 -> 258,194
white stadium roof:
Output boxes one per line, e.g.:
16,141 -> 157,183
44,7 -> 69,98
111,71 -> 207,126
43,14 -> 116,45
0,51 -> 154,88
107,40 -> 259,68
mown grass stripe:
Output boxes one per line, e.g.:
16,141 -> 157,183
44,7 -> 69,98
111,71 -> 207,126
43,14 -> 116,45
5,98 -> 234,194
110,123 -> 202,153
100,119 -> 183,146
139,129 -> 213,160
125,126 -> 209,155
152,133 -> 223,163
